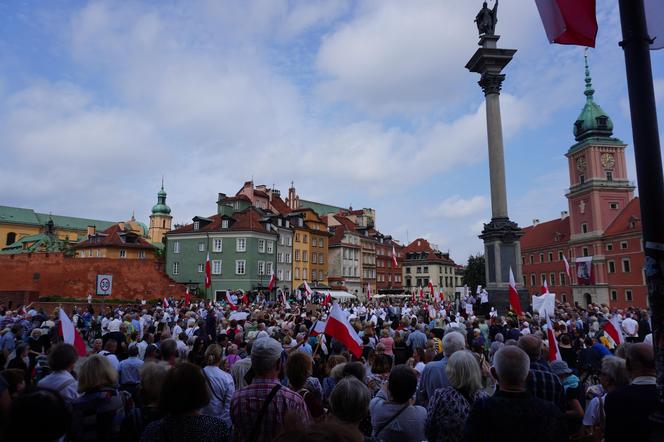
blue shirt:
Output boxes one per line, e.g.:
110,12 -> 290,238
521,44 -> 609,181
592,343 -> 611,357
406,330 -> 427,351
0,331 -> 15,353
118,356 -> 144,385
416,357 -> 450,406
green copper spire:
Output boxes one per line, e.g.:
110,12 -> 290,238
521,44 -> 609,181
573,51 -> 613,141
152,180 -> 171,215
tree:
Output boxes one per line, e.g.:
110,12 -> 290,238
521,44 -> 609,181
463,254 -> 486,290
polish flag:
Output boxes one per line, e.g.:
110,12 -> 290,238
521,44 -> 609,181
163,297 -> 169,308
239,290 -> 249,304
324,302 -> 362,358
366,283 -> 372,301
204,252 -> 211,289
604,315 -> 625,346
508,267 -> 523,316
540,279 -> 549,295
184,288 -> 191,306
419,286 -> 424,300
267,270 -> 278,291
310,319 -> 327,337
303,281 -> 313,299
428,281 -> 435,297
546,315 -> 562,361
225,290 -> 238,311
439,290 -> 445,303
411,290 -> 416,303
58,308 -> 87,356
278,289 -> 291,310
535,0 -> 598,47
391,245 -> 398,268
321,292 -> 332,306
563,255 -> 571,278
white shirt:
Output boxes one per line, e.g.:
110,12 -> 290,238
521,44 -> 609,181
108,318 -> 122,333
99,350 -> 120,371
622,317 -> 638,336
135,340 -> 148,360
201,365 -> 235,425
101,317 -> 110,335
38,370 -> 79,403
583,394 -> 605,426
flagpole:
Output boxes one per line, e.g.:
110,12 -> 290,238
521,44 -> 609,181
618,0 -> 664,427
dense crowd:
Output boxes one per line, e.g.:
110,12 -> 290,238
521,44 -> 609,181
0,293 -> 658,441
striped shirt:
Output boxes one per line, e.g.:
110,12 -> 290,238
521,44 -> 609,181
230,378 -> 311,442
528,363 -> 565,411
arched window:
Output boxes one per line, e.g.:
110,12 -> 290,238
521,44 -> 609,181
6,232 -> 16,246
162,220 -> 166,228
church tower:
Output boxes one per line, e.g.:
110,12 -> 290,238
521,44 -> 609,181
566,54 -> 635,242
149,181 -> 172,244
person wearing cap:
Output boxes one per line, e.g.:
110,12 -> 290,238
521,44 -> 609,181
550,360 -> 584,435
230,337 -> 310,442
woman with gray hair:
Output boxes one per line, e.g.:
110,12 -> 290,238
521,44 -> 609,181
582,355 -> 629,439
329,376 -> 372,438
424,350 -> 488,442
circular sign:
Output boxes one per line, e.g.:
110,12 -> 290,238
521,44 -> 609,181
99,278 -> 111,292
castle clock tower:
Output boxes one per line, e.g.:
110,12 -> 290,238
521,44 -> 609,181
149,181 -> 172,245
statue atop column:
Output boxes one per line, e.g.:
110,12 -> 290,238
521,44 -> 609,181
475,0 -> 498,36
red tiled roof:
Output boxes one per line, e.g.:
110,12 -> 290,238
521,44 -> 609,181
74,224 -> 156,250
168,207 -> 272,235
402,238 -> 454,264
333,215 -> 357,232
603,197 -> 641,236
253,189 -> 270,199
520,217 -> 571,251
221,194 -> 252,203
270,195 -> 291,215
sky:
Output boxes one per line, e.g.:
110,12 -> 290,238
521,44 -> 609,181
1,0 -> 663,265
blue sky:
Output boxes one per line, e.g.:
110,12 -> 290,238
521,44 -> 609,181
1,0 -> 662,264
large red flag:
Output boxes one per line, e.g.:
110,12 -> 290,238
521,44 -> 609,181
391,245 -> 398,268
58,308 -> 87,356
204,252 -> 211,289
324,302 -> 362,358
540,279 -> 549,295
563,255 -> 571,279
546,315 -> 562,361
604,315 -> 625,346
184,287 -> 191,306
536,0 -> 598,47
508,267 -> 523,316
267,270 -> 277,291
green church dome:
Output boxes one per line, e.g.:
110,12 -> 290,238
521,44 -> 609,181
151,182 -> 171,215
573,53 -> 613,141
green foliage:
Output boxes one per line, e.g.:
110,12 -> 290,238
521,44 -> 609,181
463,254 -> 486,290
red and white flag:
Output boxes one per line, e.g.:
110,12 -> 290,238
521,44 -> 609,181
540,279 -> 549,295
366,283 -> 372,301
204,252 -> 211,289
508,267 -> 524,316
535,0 -> 598,47
225,290 -> 238,310
428,281 -> 435,297
303,281 -> 313,299
604,315 -> 625,346
58,308 -> 87,356
310,319 -> 327,337
411,290 -> 416,303
267,270 -> 277,291
278,289 -> 291,310
546,315 -> 562,361
240,289 -> 249,304
563,255 -> 571,278
419,286 -> 424,300
391,245 -> 398,268
324,302 -> 362,358
163,297 -> 169,308
184,288 -> 191,306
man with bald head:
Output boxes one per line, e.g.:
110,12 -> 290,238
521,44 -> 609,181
518,334 -> 565,411
464,346 -> 566,441
604,343 -> 657,441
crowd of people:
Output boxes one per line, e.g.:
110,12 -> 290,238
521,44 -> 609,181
0,292 -> 658,441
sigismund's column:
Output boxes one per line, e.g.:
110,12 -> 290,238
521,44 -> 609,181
466,1 -> 526,313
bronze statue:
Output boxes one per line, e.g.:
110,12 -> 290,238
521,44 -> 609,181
475,0 -> 498,36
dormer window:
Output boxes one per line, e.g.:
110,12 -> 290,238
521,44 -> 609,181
574,121 -> 583,132
222,219 -> 229,229
193,221 -> 200,230
597,116 -> 608,129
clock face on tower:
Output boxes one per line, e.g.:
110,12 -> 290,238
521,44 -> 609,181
576,156 -> 587,172
601,153 -> 615,169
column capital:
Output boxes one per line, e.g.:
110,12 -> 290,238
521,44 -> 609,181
478,73 -> 505,96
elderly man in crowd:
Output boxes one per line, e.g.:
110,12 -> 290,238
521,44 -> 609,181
416,331 -> 466,405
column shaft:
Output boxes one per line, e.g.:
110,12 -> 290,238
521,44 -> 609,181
485,93 -> 509,219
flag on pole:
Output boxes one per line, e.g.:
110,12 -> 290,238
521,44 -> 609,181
366,283 -> 372,301
58,308 -> 87,356
411,290 -> 416,303
563,255 -> 571,278
540,279 -> 549,295
428,281 -> 435,297
278,289 -> 291,310
267,270 -> 277,291
204,252 -> 211,289
533,292 -> 556,317
324,302 -> 362,358
310,319 -> 327,337
646,0 -> 664,50
225,290 -> 238,310
508,267 -> 523,315
535,0 -> 598,47
546,315 -> 562,361
184,288 -> 191,306
321,292 -> 332,306
391,245 -> 398,268
419,286 -> 424,300
303,281 -> 313,300
163,297 -> 169,308
604,315 -> 625,346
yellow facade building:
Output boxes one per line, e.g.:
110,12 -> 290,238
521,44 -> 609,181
290,208 -> 329,290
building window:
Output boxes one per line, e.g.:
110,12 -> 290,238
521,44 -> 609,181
579,175 -> 585,184
606,243 -> 613,251
549,273 -> 556,286
548,252 -> 553,262
560,273 -> 566,286
423,266 -> 429,273
173,241 -> 180,253
319,239 -> 324,247
529,255 -> 534,264
609,202 -> 619,210
561,294 -> 567,303
277,252 -> 283,263
303,235 -> 308,244
625,290 -> 633,301
221,219 -> 229,229
611,290 -> 618,301
213,239 -> 222,252
303,268 -> 308,280
530,274 -> 536,287
120,249 -> 127,258
5,232 -> 16,246
606,171 -> 613,181
193,221 -> 200,230
198,242 -> 205,252
266,262 -> 273,275
416,267 -> 422,274
235,260 -> 246,275
582,247 -> 589,257
581,223 -> 588,234
295,233 -> 300,242
277,269 -> 283,280
312,253 -> 317,264
257,261 -> 265,275
620,241 -> 628,250
319,270 -> 323,280
622,259 -> 631,273
286,253 -> 291,263
608,261 -> 616,273
541,274 -> 546,286
266,241 -> 274,254
521,256 -> 525,265
211,260 -> 221,274
295,268 -> 300,279
139,250 -> 145,259
558,251 -> 563,261
258,239 -> 266,253
236,238 -> 246,252
173,262 -> 179,275
197,263 -> 204,273
287,236 -> 292,246
406,267 -> 411,274
303,251 -> 308,262
539,253 -> 544,263
295,250 -> 300,261
286,270 -> 291,280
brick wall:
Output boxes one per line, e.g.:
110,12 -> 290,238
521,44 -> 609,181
0,253 -> 186,301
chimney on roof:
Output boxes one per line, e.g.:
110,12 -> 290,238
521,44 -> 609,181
533,219 -> 540,226
87,225 -> 96,237
561,211 -> 569,220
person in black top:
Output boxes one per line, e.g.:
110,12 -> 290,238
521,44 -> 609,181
604,343 -> 658,442
558,334 -> 577,370
464,346 -> 567,442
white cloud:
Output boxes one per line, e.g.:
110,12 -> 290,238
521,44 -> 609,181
432,195 -> 489,218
